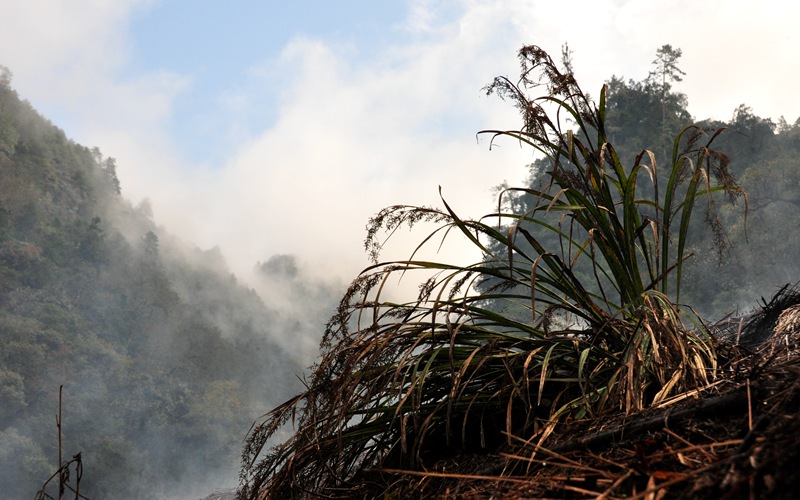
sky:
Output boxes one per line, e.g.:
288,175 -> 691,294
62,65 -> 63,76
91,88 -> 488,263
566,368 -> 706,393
1,0 -> 799,286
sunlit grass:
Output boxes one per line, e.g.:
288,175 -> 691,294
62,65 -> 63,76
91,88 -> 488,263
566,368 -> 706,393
238,45 -> 746,499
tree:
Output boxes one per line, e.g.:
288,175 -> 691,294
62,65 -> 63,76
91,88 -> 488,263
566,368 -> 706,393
648,44 -> 688,154
648,44 -> 686,91
142,230 -> 159,258
0,66 -> 11,90
602,46 -> 691,163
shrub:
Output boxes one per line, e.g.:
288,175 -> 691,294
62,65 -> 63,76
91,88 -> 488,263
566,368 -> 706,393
238,45 -> 745,498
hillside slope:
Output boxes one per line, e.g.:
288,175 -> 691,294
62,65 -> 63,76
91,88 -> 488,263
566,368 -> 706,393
0,68 -> 333,498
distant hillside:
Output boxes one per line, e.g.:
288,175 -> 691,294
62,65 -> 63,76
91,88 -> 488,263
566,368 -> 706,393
0,67 -> 337,498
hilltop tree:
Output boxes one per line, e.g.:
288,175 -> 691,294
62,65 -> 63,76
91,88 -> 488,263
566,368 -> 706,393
648,44 -> 688,153
648,44 -> 686,92
0,66 -> 11,90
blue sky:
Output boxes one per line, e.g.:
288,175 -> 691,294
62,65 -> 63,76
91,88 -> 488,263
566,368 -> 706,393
126,0 -> 413,165
2,0 -> 799,285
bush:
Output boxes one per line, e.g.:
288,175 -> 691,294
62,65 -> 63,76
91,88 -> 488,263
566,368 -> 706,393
238,45 -> 746,498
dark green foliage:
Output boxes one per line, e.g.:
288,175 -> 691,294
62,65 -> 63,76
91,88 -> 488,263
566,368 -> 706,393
605,74 -> 691,164
679,109 -> 800,317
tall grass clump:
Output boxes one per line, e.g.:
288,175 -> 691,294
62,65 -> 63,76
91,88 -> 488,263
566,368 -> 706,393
238,45 -> 746,499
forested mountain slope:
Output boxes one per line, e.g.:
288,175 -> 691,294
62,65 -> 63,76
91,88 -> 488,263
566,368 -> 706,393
0,68 -> 335,498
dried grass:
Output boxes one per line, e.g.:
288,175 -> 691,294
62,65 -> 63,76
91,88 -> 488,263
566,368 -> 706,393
237,45 -> 746,499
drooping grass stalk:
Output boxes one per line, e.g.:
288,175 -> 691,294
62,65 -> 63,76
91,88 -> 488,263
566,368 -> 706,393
239,45 -> 746,499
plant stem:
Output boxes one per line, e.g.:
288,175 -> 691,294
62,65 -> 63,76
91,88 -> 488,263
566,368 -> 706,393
58,384 -> 63,500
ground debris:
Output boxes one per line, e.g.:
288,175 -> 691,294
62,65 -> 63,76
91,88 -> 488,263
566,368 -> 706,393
349,287 -> 800,499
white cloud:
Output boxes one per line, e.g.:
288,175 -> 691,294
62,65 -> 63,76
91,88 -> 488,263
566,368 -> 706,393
0,0 -> 157,106
3,0 -> 800,290
0,0 -> 191,205
158,30 -> 531,282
